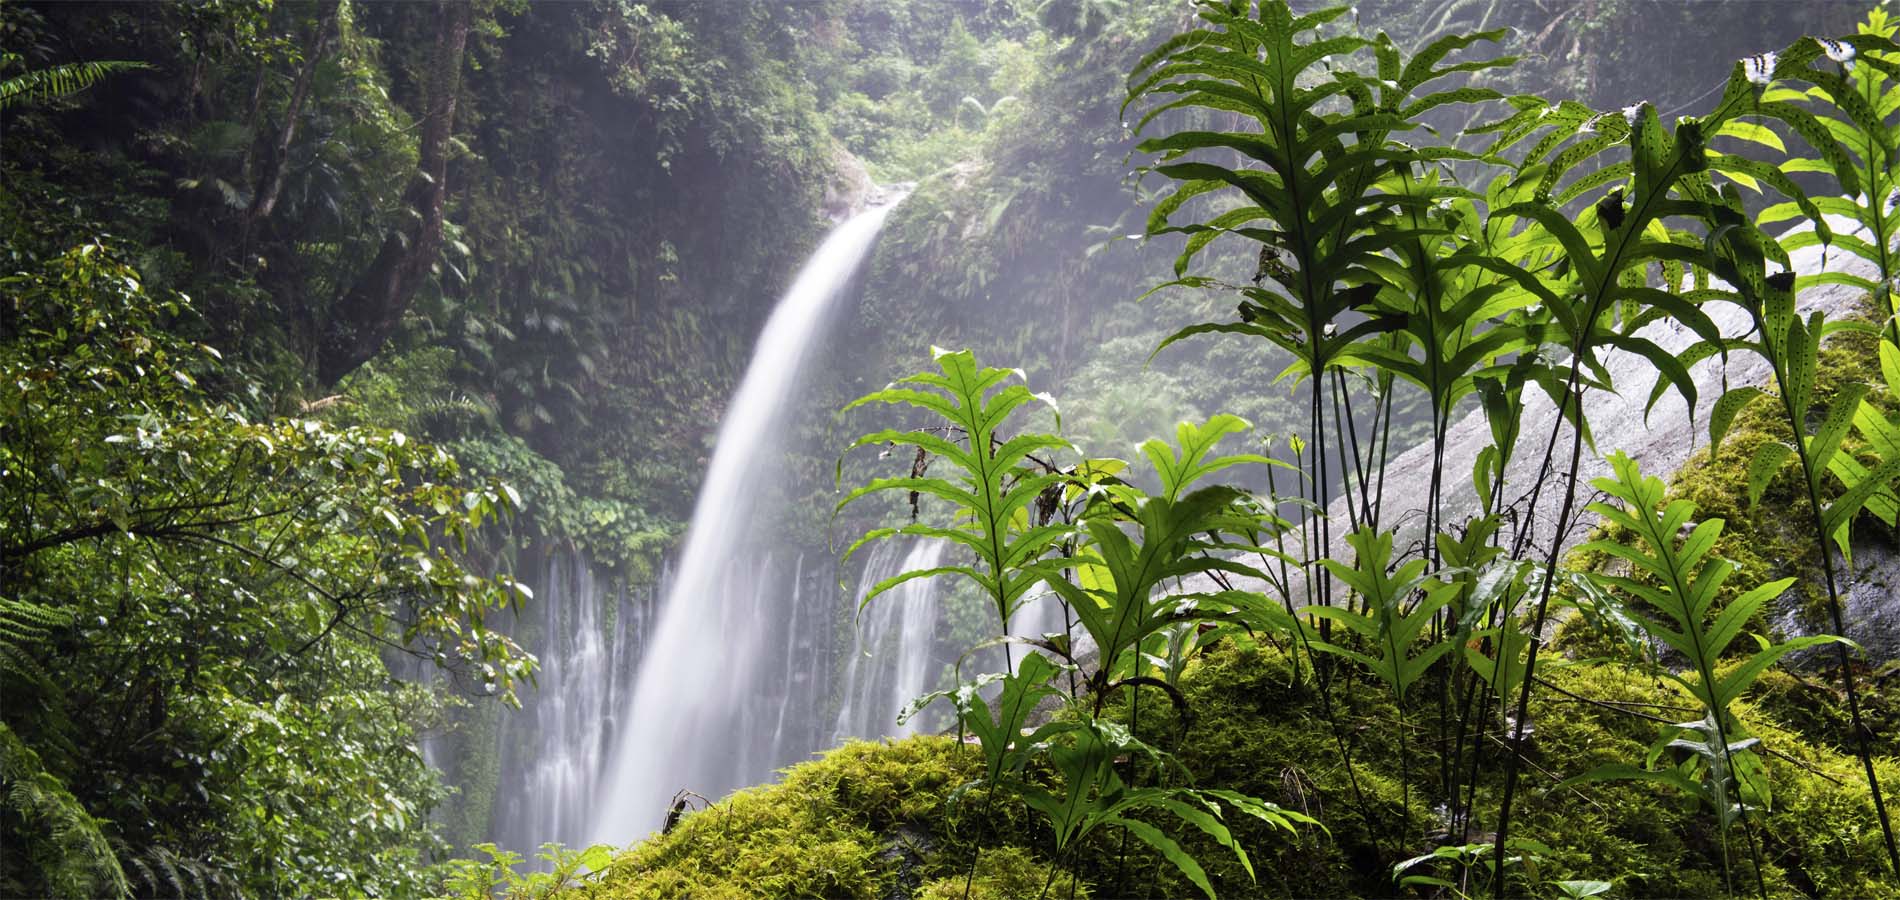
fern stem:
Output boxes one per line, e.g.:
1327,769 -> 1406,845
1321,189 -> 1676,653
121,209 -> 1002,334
1623,466 -> 1769,899
1778,382 -> 1900,875
1491,374 -> 1587,900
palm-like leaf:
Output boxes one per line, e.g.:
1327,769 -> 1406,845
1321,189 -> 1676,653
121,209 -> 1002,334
1128,0 -> 1511,384
1031,484 -> 1262,691
0,58 -> 146,110
1571,455 -> 1846,888
1306,527 -> 1455,704
1732,13 -> 1900,335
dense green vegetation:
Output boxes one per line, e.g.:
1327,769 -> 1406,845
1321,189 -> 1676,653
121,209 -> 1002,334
560,644 -> 1895,898
3,1 -> 825,893
6,0 -> 1899,897
811,2 -> 1900,898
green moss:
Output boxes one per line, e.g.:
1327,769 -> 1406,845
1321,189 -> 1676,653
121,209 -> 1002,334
915,847 -> 1088,900
1750,667 -> 1900,759
1101,639 -> 1415,899
581,736 -> 1068,899
1111,643 -> 1897,897
578,639 -> 1893,898
1558,308 -> 1894,657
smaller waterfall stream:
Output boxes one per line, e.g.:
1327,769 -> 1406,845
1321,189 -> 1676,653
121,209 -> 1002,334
832,540 -> 948,742
488,552 -> 659,856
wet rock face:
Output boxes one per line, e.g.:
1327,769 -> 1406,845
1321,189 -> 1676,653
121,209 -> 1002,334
824,144 -> 877,221
1363,236 -> 1869,566
1842,545 -> 1900,660
1308,223 -> 1899,654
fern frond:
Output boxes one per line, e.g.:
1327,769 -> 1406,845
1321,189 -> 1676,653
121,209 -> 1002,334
0,597 -> 71,689
0,722 -> 130,898
0,60 -> 147,110
838,349 -> 1074,638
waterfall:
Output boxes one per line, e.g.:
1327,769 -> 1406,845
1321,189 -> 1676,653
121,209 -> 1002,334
592,197 -> 906,842
488,550 -> 658,856
832,540 -> 948,742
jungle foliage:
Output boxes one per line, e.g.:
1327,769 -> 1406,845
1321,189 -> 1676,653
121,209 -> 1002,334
830,1 -> 1900,897
7,0 -> 1900,897
0,241 -> 531,896
0,0 -> 853,893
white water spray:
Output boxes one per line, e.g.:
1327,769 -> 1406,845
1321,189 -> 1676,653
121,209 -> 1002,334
832,540 -> 948,742
592,198 -> 905,842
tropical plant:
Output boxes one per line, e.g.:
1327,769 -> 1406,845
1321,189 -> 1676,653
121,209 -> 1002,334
1700,179 -> 1900,871
1742,10 -> 1900,341
1567,452 -> 1840,895
1017,715 -> 1314,900
0,242 -> 531,896
841,351 -> 1326,897
1106,1 -> 1900,894
838,347 -> 1073,673
0,722 -> 128,900
440,841 -> 615,900
1127,0 -> 1518,611
0,54 -> 145,109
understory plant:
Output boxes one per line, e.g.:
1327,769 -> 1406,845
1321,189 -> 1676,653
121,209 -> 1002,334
841,350 -> 1316,898
1568,453 -> 1838,894
836,1 -> 1900,896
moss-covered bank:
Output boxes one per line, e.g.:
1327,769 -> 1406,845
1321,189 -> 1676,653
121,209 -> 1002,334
574,641 -> 1895,898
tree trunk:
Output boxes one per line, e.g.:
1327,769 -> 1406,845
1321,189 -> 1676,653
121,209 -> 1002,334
247,0 -> 341,229
317,0 -> 470,385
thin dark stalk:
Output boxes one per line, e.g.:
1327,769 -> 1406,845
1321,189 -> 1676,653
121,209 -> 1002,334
1265,458 -> 1305,684
1110,654 -> 1145,897
1335,370 -> 1375,527
1491,375 -> 1586,899
1037,847 -> 1063,900
1331,373 -> 1363,533
1779,384 -> 1900,875
1373,377 -> 1395,526
1454,653 -> 1491,839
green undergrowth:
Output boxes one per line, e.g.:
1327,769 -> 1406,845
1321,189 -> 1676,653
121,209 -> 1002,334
576,641 -> 1893,898
577,737 -> 1072,900
1106,642 -> 1895,898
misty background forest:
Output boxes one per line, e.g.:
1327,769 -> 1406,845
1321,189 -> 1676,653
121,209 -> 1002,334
4,1 -> 1900,897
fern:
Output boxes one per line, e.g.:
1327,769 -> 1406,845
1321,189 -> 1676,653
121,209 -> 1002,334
0,57 -> 147,110
1025,415 -> 1277,693
837,347 -> 1073,658
1127,0 -> 1512,400
1016,717 -> 1317,900
1307,528 -> 1455,706
0,722 -> 129,899
1825,338 -> 1900,528
1736,11 -> 1900,338
0,596 -> 70,690
1303,526 -> 1458,843
1699,165 -> 1900,875
1033,485 -> 1258,695
1127,0 -> 1513,589
1570,452 -> 1839,894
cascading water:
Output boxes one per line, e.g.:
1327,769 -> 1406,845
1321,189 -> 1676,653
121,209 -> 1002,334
488,550 -> 659,856
832,540 -> 948,742
592,197 -> 906,842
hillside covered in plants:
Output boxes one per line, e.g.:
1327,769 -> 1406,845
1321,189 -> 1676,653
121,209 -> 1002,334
3,1 -> 1898,898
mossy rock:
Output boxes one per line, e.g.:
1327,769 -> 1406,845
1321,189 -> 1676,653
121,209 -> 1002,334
914,846 -> 1087,900
579,642 -> 1894,898
577,736 -> 1075,899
